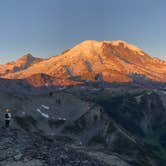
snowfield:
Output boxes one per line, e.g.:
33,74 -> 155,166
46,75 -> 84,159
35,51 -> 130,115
41,105 -> 50,110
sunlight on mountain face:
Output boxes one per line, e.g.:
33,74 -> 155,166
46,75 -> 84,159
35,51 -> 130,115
0,40 -> 165,87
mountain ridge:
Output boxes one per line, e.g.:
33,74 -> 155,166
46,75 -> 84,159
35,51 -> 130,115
0,54 -> 44,77
0,40 -> 166,86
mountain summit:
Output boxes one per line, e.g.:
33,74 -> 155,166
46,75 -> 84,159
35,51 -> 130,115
0,54 -> 43,76
1,40 -> 166,86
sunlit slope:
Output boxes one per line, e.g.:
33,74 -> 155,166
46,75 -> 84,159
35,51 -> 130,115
1,40 -> 166,86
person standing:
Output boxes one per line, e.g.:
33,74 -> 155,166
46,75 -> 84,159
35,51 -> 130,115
5,108 -> 12,128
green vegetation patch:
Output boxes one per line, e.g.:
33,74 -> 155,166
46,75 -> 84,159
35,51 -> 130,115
95,93 -> 144,136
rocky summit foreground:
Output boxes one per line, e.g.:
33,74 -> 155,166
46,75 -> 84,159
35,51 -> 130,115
0,127 -> 128,166
0,83 -> 166,166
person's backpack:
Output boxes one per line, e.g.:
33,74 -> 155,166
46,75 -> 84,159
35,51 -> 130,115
5,113 -> 11,120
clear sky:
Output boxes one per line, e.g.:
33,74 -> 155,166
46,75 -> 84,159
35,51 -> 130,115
0,0 -> 166,63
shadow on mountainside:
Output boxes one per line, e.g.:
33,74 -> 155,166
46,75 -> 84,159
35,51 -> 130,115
0,73 -> 165,95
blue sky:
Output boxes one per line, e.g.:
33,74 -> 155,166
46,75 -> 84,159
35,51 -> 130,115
0,0 -> 165,63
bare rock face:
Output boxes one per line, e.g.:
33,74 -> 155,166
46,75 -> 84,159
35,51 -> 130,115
0,128 -> 114,166
0,40 -> 165,87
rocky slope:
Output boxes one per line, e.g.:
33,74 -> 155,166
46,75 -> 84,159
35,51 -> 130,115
0,84 -> 166,165
0,128 -> 112,166
0,54 -> 43,77
0,40 -> 166,87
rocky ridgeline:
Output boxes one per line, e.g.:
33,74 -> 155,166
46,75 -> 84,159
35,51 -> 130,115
0,85 -> 166,166
0,128 -> 110,166
0,40 -> 166,86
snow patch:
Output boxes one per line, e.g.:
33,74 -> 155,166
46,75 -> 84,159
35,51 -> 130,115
58,117 -> 66,121
36,108 -> 49,118
89,88 -> 100,92
147,92 -> 152,95
110,40 -> 144,55
41,105 -> 50,110
64,66 -> 74,76
85,61 -> 93,72
22,112 -> 26,115
161,91 -> 166,95
58,86 -> 67,90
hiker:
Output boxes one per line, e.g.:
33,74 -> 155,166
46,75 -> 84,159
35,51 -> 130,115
5,108 -> 12,128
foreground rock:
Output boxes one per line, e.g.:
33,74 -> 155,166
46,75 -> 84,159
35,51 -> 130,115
0,128 -> 131,166
0,84 -> 166,165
